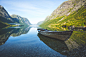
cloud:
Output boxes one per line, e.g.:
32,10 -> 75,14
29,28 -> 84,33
2,0 -> 50,16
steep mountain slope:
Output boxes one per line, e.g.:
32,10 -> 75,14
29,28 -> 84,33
11,14 -> 31,25
40,0 -> 86,30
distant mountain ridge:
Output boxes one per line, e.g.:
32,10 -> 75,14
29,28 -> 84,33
0,5 -> 31,28
11,14 -> 31,25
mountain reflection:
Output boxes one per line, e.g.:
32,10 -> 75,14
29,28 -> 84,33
0,28 -> 16,45
0,26 -> 31,45
11,26 -> 31,37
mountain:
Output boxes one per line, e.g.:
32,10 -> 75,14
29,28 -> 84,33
40,0 -> 86,30
11,14 -> 31,26
0,5 -> 14,23
0,5 -> 31,28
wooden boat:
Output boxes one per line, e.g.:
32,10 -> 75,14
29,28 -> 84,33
37,28 -> 73,41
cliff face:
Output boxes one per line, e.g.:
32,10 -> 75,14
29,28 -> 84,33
11,15 -> 31,25
45,0 -> 86,21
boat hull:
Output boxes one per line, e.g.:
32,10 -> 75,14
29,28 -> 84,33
37,29 -> 73,41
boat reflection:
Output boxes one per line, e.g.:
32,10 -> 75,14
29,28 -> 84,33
37,33 -> 69,55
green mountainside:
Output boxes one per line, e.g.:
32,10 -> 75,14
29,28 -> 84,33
40,0 -> 86,31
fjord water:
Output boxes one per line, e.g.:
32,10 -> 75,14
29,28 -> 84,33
0,26 -> 66,57
0,26 -> 86,57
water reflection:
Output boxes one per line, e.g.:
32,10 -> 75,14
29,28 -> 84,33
38,30 -> 86,56
0,28 -> 16,45
11,26 -> 31,37
65,31 -> 86,50
65,31 -> 86,56
0,26 -> 31,45
0,25 -> 86,57
37,33 -> 69,55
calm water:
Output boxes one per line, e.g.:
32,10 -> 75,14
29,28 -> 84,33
0,26 -> 86,57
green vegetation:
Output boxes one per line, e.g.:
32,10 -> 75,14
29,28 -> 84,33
40,6 -> 86,31
0,21 -> 11,28
0,20 -> 21,29
40,16 -> 64,31
61,6 -> 86,27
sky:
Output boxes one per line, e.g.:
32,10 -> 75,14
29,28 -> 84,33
0,0 -> 67,24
